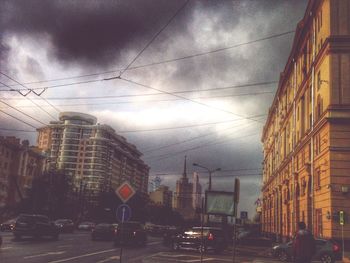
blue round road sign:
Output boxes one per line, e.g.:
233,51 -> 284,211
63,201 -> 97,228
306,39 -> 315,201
116,204 -> 131,223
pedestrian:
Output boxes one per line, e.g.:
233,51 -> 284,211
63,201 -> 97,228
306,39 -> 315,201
292,221 -> 316,263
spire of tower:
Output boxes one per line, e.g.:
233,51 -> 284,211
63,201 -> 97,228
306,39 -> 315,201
182,155 -> 187,178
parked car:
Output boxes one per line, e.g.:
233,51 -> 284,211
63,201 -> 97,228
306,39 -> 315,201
54,219 -> 75,233
170,227 -> 228,254
236,230 -> 271,246
272,238 -> 342,263
91,223 -> 118,241
77,221 -> 95,231
13,214 -> 59,240
0,218 -> 17,232
0,234 -> 2,247
114,221 -> 147,247
163,226 -> 183,246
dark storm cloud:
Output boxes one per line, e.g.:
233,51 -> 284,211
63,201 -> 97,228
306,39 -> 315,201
0,0 -> 188,69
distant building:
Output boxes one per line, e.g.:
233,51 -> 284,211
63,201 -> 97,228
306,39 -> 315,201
192,172 -> 202,209
174,156 -> 195,220
149,185 -> 173,208
0,136 -> 45,207
261,0 -> 350,241
37,112 -> 149,196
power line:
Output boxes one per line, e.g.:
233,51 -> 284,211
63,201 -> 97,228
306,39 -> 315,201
0,127 -> 36,132
0,30 -> 294,90
120,0 -> 190,76
0,72 -> 59,118
3,91 -> 273,109
142,114 -> 265,153
3,80 -> 277,100
118,114 -> 264,134
145,131 -> 260,162
119,77 -> 265,124
151,167 -> 262,175
0,110 -> 39,129
0,99 -> 47,126
0,80 -> 57,121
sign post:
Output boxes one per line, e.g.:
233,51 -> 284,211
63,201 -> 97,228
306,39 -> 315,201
340,211 -> 345,260
115,182 -> 135,263
232,178 -> 240,263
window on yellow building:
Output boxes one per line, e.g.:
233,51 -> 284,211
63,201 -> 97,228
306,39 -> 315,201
314,169 -> 321,190
301,177 -> 306,196
317,71 -> 321,90
315,209 -> 323,237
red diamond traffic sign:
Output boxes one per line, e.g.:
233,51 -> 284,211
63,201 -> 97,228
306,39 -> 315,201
115,181 -> 136,203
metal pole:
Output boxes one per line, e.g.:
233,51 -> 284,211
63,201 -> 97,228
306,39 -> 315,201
208,171 -> 212,191
232,217 -> 236,263
200,197 -> 204,263
342,224 -> 345,261
119,207 -> 125,263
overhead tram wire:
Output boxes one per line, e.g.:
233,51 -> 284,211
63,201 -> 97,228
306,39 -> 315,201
1,80 -> 277,100
118,114 -> 265,134
142,114 -> 266,153
0,110 -> 39,129
3,91 -> 274,109
118,77 -> 265,124
0,99 -> 47,126
0,127 -> 36,133
145,131 -> 260,162
0,30 -> 294,89
119,0 -> 190,77
0,72 -> 60,118
0,82 -> 56,120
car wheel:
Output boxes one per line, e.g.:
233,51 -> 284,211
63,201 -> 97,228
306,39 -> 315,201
278,250 -> 289,262
172,242 -> 180,251
320,253 -> 334,263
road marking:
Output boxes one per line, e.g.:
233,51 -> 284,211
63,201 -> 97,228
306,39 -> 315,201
1,246 -> 13,250
57,245 -> 72,248
24,251 -> 66,259
148,241 -> 162,245
96,256 -> 120,263
47,248 -> 117,263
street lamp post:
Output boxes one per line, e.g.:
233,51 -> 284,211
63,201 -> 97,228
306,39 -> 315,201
192,163 -> 221,191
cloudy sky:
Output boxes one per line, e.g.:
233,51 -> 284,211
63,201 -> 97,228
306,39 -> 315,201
0,0 -> 308,217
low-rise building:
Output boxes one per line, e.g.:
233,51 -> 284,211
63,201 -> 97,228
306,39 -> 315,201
149,185 -> 173,207
0,136 -> 45,207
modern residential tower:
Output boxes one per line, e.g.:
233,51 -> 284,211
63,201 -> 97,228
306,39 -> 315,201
37,112 -> 149,196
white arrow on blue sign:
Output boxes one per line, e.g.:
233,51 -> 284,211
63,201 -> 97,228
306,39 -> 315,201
116,204 -> 132,223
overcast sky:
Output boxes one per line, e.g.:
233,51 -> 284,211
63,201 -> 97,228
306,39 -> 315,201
0,0 -> 308,218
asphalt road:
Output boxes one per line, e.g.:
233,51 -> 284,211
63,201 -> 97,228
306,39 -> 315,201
0,231 -> 277,263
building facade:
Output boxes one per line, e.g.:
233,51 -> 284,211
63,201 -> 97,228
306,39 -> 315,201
0,136 -> 45,207
262,0 -> 350,241
174,156 -> 195,219
192,172 -> 202,209
149,185 -> 173,208
37,112 -> 149,196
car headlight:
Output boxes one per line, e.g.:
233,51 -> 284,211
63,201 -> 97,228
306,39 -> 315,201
272,245 -> 279,249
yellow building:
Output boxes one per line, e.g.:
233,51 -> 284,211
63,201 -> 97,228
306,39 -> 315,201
261,0 -> 350,242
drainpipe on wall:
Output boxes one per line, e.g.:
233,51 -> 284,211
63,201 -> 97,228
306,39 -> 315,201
311,12 -> 316,235
293,58 -> 297,236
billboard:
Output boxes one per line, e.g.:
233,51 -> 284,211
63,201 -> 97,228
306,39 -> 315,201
205,191 -> 235,216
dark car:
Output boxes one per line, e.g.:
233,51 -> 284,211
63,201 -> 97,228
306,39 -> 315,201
54,219 -> 75,233
0,234 -> 2,247
13,214 -> 59,240
170,227 -> 228,254
0,218 -> 17,232
91,223 -> 118,241
78,221 -> 95,231
114,221 -> 147,247
272,238 -> 342,263
163,226 -> 183,246
236,230 -> 272,247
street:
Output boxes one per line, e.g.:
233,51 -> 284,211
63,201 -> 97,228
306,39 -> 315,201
0,231 -> 277,263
